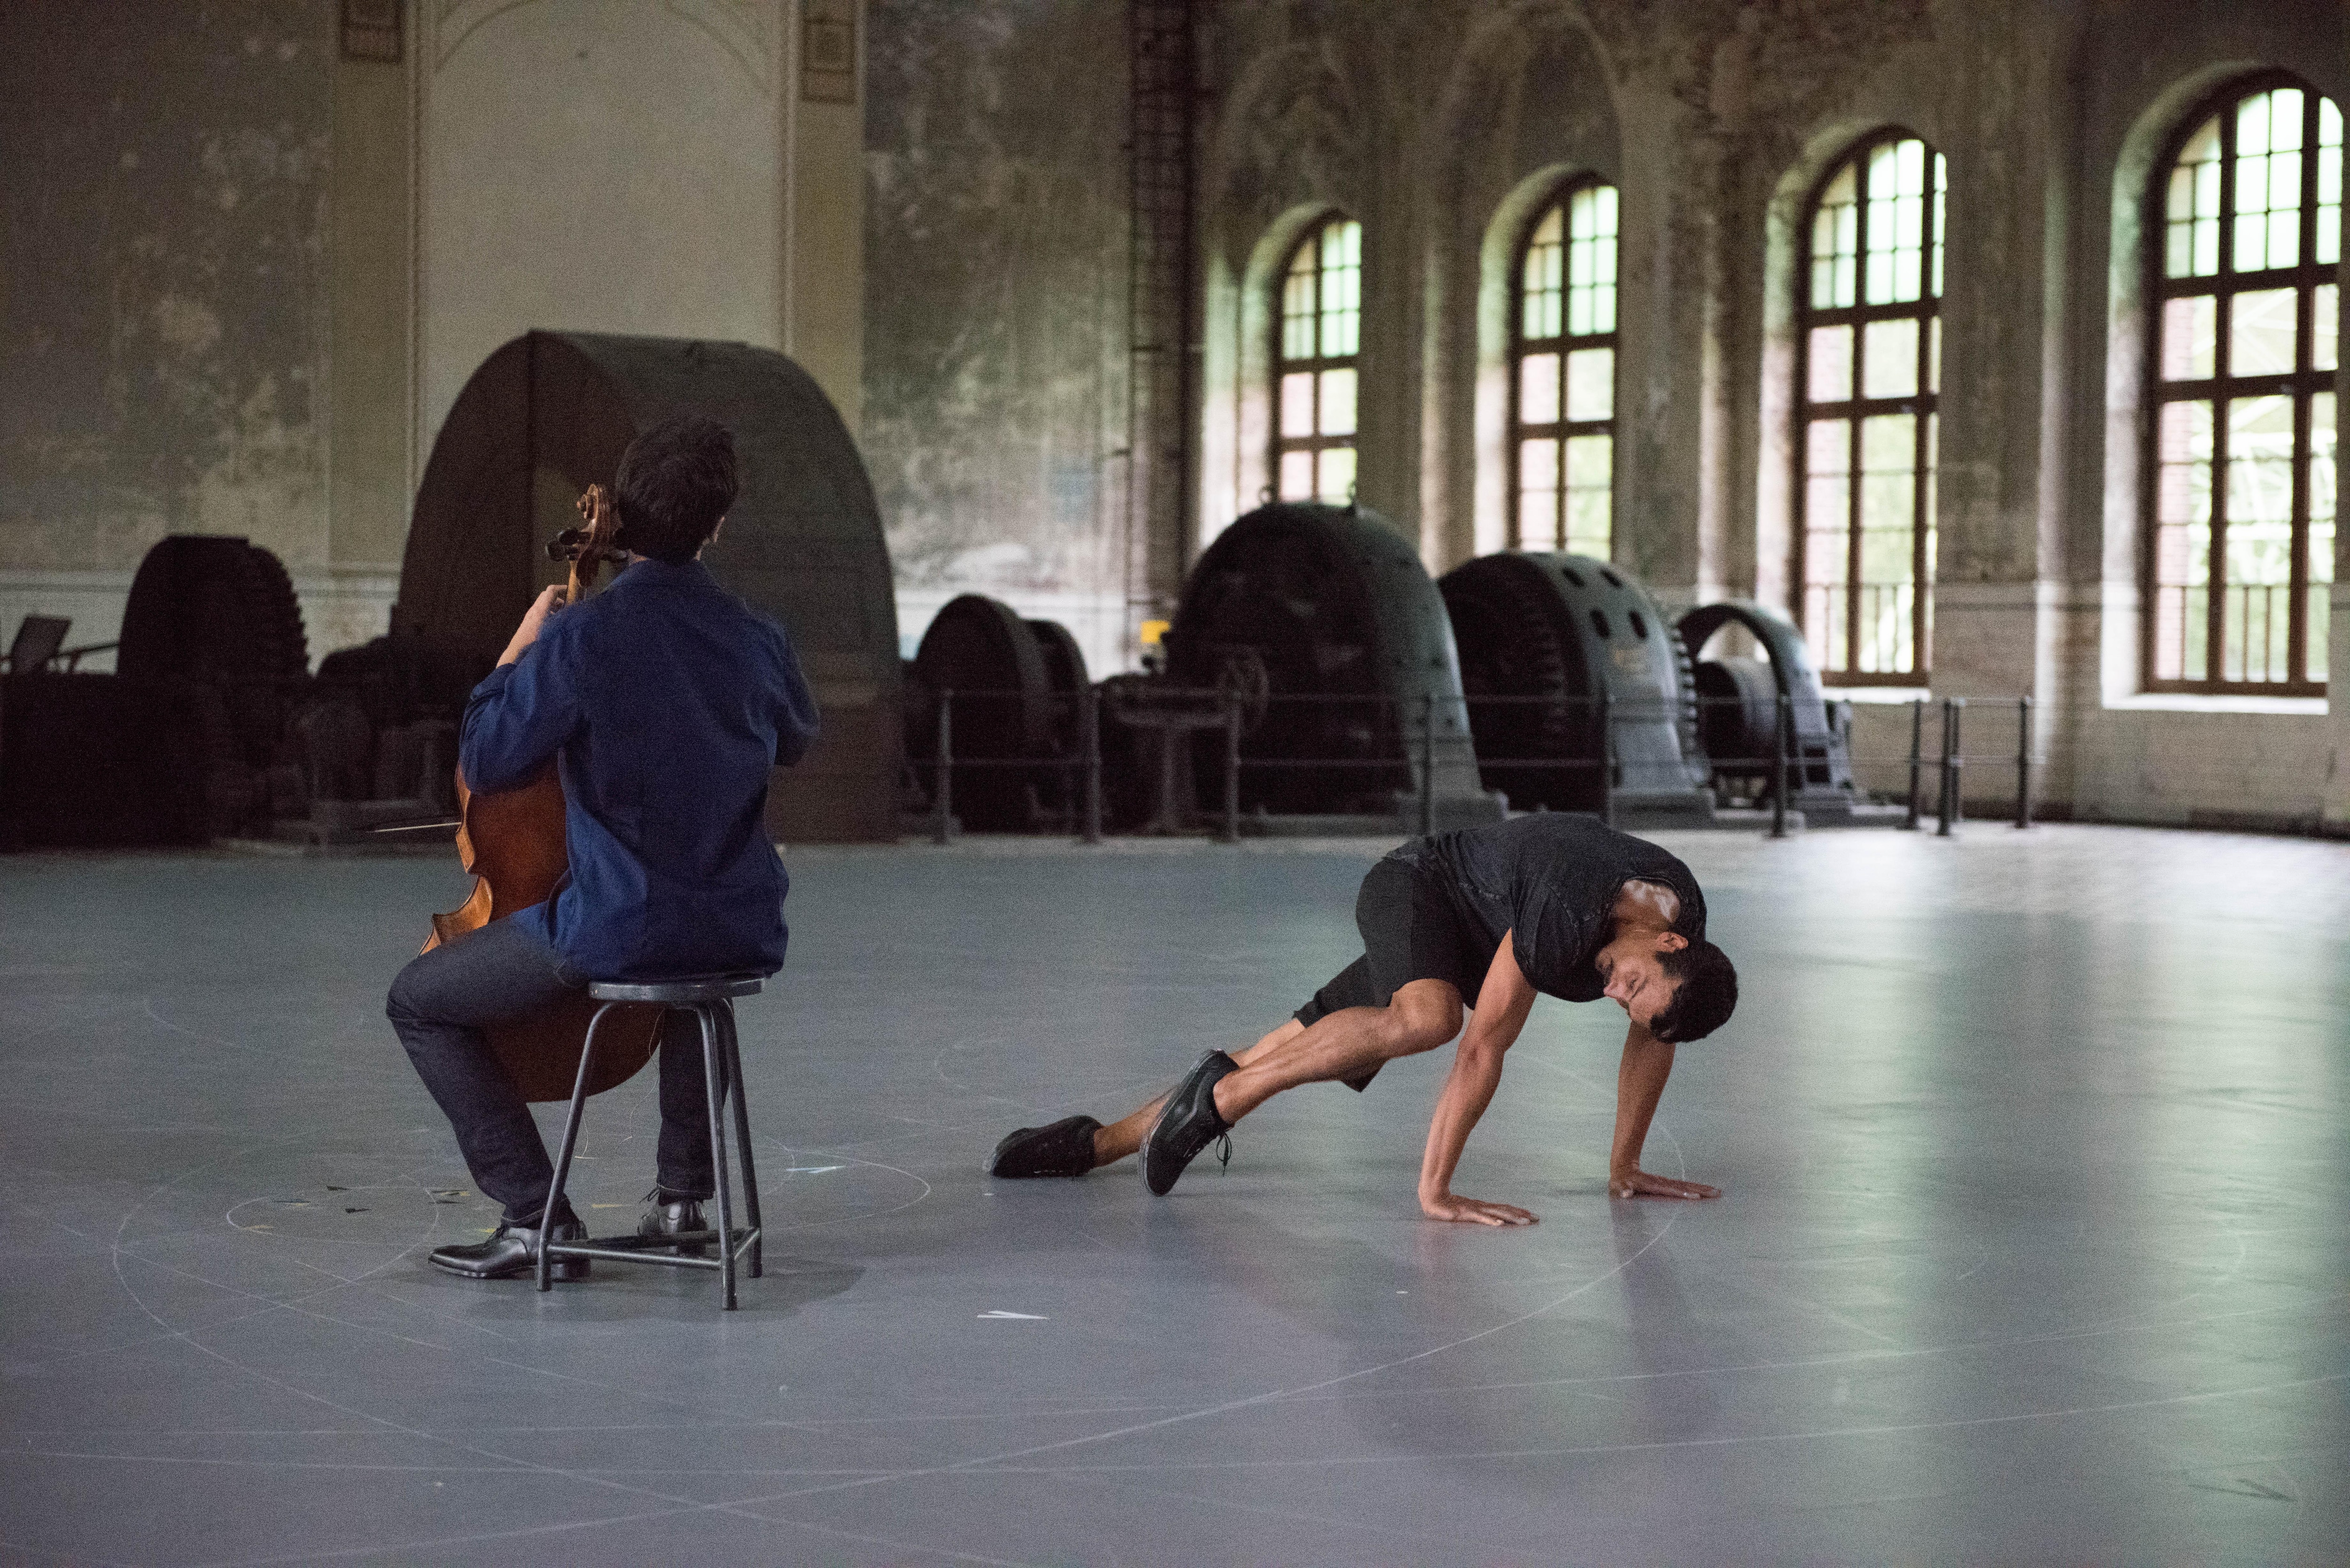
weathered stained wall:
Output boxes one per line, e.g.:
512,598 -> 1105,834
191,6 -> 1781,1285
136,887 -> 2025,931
1163,0 -> 2350,829
862,0 -> 1136,672
0,1 -> 337,663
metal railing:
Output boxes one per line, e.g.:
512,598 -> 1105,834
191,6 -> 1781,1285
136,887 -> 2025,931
915,685 -> 2043,843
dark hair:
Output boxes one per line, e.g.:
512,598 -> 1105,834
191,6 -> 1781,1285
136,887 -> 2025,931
614,415 -> 737,563
1649,939 -> 1737,1043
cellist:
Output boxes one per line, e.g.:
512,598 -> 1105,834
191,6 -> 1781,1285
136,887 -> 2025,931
387,415 -> 820,1281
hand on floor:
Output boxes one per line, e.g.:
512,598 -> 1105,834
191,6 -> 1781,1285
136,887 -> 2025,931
1609,1167 -> 1720,1200
1420,1191 -> 1538,1226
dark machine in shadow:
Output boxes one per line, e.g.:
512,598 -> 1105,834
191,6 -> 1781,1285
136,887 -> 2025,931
1162,501 -> 1501,832
346,330 -> 904,843
1438,551 -> 1711,821
1676,599 -> 1860,822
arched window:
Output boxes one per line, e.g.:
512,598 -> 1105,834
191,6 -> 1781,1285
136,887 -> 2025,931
1512,180 -> 1619,554
1274,214 -> 1362,503
2146,78 -> 2342,692
1794,134 -> 1945,682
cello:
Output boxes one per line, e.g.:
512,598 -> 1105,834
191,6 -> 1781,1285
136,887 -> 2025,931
419,484 -> 664,1100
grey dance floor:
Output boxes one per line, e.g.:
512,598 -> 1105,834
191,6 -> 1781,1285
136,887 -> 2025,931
2,825 -> 2346,1565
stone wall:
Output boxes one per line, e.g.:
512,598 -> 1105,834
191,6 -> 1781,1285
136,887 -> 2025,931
1166,0 -> 2350,829
861,0 -> 1138,674
0,1 -> 339,665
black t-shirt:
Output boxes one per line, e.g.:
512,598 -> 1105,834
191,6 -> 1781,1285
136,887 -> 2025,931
1395,815 -> 1707,1002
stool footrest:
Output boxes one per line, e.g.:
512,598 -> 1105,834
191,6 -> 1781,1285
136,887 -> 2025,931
545,1228 -> 760,1271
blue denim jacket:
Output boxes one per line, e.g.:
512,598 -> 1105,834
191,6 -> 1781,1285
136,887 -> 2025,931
459,558 -> 820,981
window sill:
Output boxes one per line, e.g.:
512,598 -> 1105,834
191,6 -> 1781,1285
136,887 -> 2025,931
2106,692 -> 2327,715
1825,686 -> 1932,703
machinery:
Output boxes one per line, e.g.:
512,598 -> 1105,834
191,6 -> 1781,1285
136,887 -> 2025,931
380,330 -> 904,841
0,535 -> 307,848
1675,599 -> 1860,821
1163,501 -> 1502,829
902,593 -> 1090,831
1437,552 -> 1712,820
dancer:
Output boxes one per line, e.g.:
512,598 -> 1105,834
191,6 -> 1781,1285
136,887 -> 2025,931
987,814 -> 1736,1224
388,416 -> 819,1279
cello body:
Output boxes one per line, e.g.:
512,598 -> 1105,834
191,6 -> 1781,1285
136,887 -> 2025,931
420,486 -> 662,1103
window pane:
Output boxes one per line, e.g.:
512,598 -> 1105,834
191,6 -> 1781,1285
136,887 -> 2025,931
1280,372 -> 1315,439
2316,283 -> 2339,373
2234,90 -> 2305,273
2320,98 -> 2343,266
1563,434 -> 1612,556
1319,218 -> 1362,358
1565,347 -> 1614,421
2161,295 -> 2218,380
1812,164 -> 1858,309
1318,368 -> 1356,437
2220,395 -> 2294,681
1863,318 -> 1920,399
2167,115 -> 2223,279
1315,445 -> 1356,504
1808,325 -> 1854,402
1519,352 -> 1560,425
1566,184 -> 1620,337
1522,207 -> 1564,341
2228,287 -> 2299,376
1857,412 -> 1919,673
1278,448 -> 1315,501
1927,316 -> 1942,394
2311,390 -> 2336,680
2152,400 -> 2214,680
1518,438 -> 1559,549
1282,257 -> 1317,360
1931,153 -> 1948,297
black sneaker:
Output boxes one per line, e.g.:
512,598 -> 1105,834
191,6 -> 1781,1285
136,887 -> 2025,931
1140,1051 -> 1239,1196
987,1115 -> 1103,1178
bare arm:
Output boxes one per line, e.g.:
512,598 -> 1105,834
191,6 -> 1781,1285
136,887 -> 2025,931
1418,931 -> 1541,1226
1608,1024 -> 1719,1200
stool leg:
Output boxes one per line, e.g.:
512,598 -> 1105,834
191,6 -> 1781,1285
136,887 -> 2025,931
698,1005 -> 737,1311
540,1002 -> 614,1293
719,1001 -> 761,1278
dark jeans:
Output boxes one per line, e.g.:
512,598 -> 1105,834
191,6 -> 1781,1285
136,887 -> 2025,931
386,909 -> 718,1223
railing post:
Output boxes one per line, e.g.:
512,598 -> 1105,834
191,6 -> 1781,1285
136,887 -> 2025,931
1081,683 -> 1103,844
1769,691 -> 1791,840
2014,694 -> 2032,830
1598,688 -> 1615,828
1903,696 -> 1924,830
1221,689 -> 1241,844
1936,697 -> 1964,837
1419,693 -> 1437,837
933,689 -> 954,846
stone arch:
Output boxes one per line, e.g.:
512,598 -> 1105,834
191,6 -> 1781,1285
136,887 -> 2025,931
1756,117 -> 1922,614
1420,3 -> 1621,568
2095,62 -> 2276,703
1198,42 -> 1367,544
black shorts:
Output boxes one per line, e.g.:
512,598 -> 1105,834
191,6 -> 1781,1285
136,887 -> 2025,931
1293,856 -> 1488,1091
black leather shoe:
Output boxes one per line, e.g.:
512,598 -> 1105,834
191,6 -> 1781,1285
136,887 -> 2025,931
638,1188 -> 709,1256
988,1115 -> 1103,1178
430,1214 -> 588,1281
1141,1051 -> 1238,1196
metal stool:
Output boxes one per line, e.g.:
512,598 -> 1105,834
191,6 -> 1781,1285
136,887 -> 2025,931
539,973 -> 766,1309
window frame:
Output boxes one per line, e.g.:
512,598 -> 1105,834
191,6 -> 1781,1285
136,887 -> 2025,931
2139,70 -> 2339,696
1508,174 -> 1620,556
1791,128 -> 1945,686
1271,212 -> 1362,505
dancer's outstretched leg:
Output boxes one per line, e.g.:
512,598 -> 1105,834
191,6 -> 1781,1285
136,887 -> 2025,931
986,1017 -> 1304,1179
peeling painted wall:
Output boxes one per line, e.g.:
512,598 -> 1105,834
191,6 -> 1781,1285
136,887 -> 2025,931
862,0 -> 1134,670
0,2 -> 335,600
